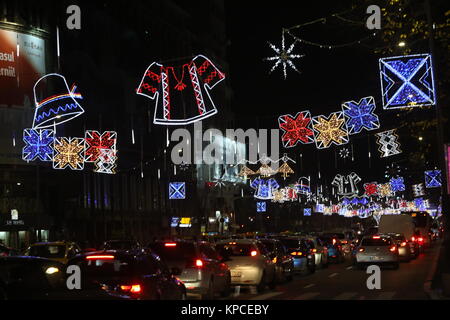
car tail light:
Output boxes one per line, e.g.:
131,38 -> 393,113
250,250 -> 258,257
120,284 -> 142,294
195,259 -> 203,267
164,243 -> 177,247
341,240 -> 348,244
291,251 -> 302,256
411,236 -> 416,242
358,248 -> 365,252
400,242 -> 407,247
332,238 -> 337,245
311,249 -> 317,253
418,237 -> 424,243
86,255 -> 114,260
372,235 -> 381,239
390,246 -> 397,252
272,257 -> 277,263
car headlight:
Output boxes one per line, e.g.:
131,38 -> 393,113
45,267 -> 60,275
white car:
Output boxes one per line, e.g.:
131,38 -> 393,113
304,237 -> 329,268
355,235 -> 399,269
215,239 -> 276,292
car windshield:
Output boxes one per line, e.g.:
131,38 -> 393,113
361,238 -> 392,246
75,256 -> 136,277
278,239 -> 301,249
215,243 -> 256,256
150,242 -> 196,261
29,245 -> 66,258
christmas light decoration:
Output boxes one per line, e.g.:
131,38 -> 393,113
414,198 -> 425,210
94,148 -> 117,174
304,208 -> 312,216
264,32 -> 304,79
378,183 -> 393,197
278,111 -> 314,147
272,190 -> 286,203
257,202 -> 267,213
385,163 -> 402,179
295,177 -> 311,195
256,164 -> 277,178
342,96 -> 380,135
250,178 -> 280,200
84,131 -> 117,163
238,165 -> 256,180
169,182 -> 186,200
425,170 -> 442,188
311,112 -> 349,149
316,204 -> 325,213
390,177 -> 405,192
375,129 -> 402,158
53,137 -> 86,170
22,129 -> 55,162
278,162 -> 294,179
137,55 -> 225,125
332,173 -> 361,197
379,54 -> 436,109
412,183 -> 425,197
364,183 -> 378,196
339,147 -> 350,159
32,74 -> 84,129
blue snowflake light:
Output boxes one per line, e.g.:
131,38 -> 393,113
169,182 -> 186,200
414,198 -> 425,210
425,170 -> 442,188
379,54 -> 436,109
390,177 -> 405,192
257,202 -> 267,213
342,96 -> 380,135
22,129 -> 55,162
304,208 -> 312,216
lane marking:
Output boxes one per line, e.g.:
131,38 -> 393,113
233,286 -> 241,297
329,273 -> 339,278
249,292 -> 283,300
304,284 -> 316,289
376,291 -> 396,300
346,266 -> 353,270
293,292 -> 320,300
333,292 -> 358,300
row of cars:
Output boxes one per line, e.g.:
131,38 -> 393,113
0,233 -> 350,300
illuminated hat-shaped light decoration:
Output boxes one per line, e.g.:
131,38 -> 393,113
32,73 -> 84,129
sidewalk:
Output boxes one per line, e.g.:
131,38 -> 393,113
426,239 -> 450,300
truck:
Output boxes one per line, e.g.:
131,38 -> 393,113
378,214 -> 419,257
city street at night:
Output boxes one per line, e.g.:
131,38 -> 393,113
1,0 -> 450,314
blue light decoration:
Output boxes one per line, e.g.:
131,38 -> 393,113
170,217 -> 180,227
414,198 -> 425,210
379,54 -> 436,109
169,182 -> 186,200
257,202 -> 267,213
250,178 -> 280,200
425,170 -> 442,188
22,129 -> 55,162
342,197 -> 369,206
342,96 -> 380,135
390,176 -> 406,192
304,208 -> 312,216
316,204 -> 325,213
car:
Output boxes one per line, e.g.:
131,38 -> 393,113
101,240 -> 141,251
355,235 -> 399,269
149,240 -> 231,299
69,250 -> 186,300
24,241 -> 82,264
277,237 -> 316,274
317,235 -> 345,263
385,233 -> 412,262
0,244 -> 18,257
304,237 -> 329,268
258,238 -> 295,282
215,239 -> 276,293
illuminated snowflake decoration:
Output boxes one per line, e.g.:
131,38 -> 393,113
84,130 -> 117,163
379,54 -> 436,109
389,177 -> 405,192
264,32 -> 304,79
339,147 -> 350,159
53,137 -> 85,170
425,170 -> 442,188
94,149 -> 117,174
364,182 -> 378,196
22,129 -> 55,162
304,208 -> 312,216
257,202 -> 267,213
412,183 -> 425,197
169,182 -> 186,200
342,96 -> 380,135
278,111 -> 314,147
311,112 -> 349,149
378,183 -> 393,198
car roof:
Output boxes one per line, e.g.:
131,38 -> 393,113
31,241 -> 73,246
73,249 -> 148,260
216,239 -> 258,245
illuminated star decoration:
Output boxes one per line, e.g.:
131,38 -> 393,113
84,131 -> 117,163
311,112 -> 349,149
379,54 -> 436,109
364,183 -> 378,196
342,96 -> 380,135
53,137 -> 86,170
378,183 -> 393,197
385,163 -> 402,179
264,31 -> 304,79
169,182 -> 186,200
278,111 -> 314,147
257,202 -> 267,213
22,129 -> 55,162
390,177 -> 405,192
375,129 -> 402,158
272,190 -> 286,203
94,149 -> 117,174
412,183 -> 425,197
425,170 -> 442,188
339,147 -> 350,159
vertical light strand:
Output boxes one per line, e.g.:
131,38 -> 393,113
56,26 -> 61,70
166,127 -> 170,147
16,33 -> 20,87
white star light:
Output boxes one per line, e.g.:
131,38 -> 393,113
264,32 -> 304,79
